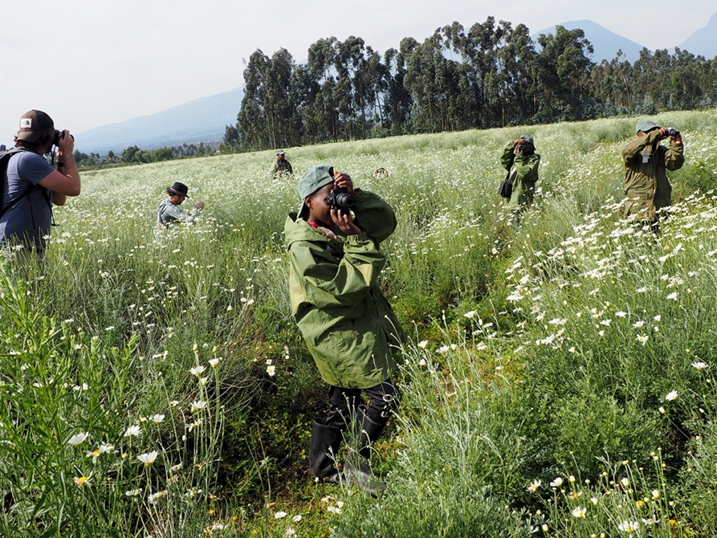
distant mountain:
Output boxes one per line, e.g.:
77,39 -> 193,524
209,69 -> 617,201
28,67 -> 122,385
678,12 -> 717,59
74,15 -> 716,156
533,20 -> 644,63
76,87 -> 244,155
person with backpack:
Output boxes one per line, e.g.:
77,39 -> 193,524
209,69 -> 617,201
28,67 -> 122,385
0,110 -> 81,257
284,164 -> 403,496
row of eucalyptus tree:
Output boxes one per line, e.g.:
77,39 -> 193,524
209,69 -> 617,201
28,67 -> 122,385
222,18 -> 717,152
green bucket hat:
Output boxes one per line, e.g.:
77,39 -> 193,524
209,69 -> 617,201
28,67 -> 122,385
297,164 -> 335,218
636,119 -> 659,133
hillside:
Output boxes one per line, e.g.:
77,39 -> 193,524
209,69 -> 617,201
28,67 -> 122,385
75,87 -> 244,155
70,16 -> 717,157
533,19 -> 645,62
678,12 -> 717,58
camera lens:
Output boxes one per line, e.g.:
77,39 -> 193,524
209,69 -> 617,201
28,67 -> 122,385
329,186 -> 354,214
335,192 -> 354,209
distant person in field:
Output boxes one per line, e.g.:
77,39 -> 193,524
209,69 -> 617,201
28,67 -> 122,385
284,164 -> 403,496
0,110 -> 81,257
501,134 -> 540,223
157,182 -> 205,227
271,150 -> 293,178
623,119 -> 684,233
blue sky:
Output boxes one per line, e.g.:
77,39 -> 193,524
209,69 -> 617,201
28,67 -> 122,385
1,0 -> 710,146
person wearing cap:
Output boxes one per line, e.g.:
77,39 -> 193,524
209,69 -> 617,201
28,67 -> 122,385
157,182 -> 205,227
0,110 -> 80,255
284,164 -> 403,495
500,135 -> 541,220
270,150 -> 293,178
623,119 -> 684,232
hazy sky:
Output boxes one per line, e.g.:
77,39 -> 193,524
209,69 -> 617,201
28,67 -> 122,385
1,0 -> 710,145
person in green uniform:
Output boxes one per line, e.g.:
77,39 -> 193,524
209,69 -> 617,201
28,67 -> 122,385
284,164 -> 403,495
500,135 -> 540,224
623,119 -> 684,233
270,150 -> 293,178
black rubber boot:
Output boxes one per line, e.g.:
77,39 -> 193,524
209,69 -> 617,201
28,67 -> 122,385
356,409 -> 385,459
309,420 -> 343,484
344,408 -> 387,496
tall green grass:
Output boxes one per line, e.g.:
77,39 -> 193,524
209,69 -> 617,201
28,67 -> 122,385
1,110 -> 716,536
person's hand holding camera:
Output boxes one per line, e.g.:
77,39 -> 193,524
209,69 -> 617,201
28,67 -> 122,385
333,171 -> 356,196
329,172 -> 360,235
661,127 -> 681,143
55,130 -> 75,170
330,208 -> 361,236
55,130 -> 74,152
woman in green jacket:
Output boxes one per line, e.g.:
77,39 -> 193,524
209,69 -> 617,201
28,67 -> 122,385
501,135 -> 541,222
284,164 -> 403,495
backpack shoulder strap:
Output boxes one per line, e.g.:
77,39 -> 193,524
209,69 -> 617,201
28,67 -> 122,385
0,147 -> 28,167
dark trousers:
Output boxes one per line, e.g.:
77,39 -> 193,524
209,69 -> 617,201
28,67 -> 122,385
318,379 -> 400,431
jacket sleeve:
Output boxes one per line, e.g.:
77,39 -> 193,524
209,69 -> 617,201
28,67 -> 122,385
352,190 -> 397,244
514,153 -> 540,182
500,141 -> 516,172
623,130 -> 662,164
290,234 -> 386,309
161,203 -> 201,223
664,139 -> 685,171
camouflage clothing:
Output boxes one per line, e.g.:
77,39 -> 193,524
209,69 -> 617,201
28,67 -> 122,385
501,141 -> 541,211
623,129 -> 684,221
271,158 -> 293,177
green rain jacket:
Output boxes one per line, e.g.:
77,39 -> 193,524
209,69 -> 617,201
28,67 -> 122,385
623,129 -> 684,221
501,142 -> 541,210
284,190 -> 403,389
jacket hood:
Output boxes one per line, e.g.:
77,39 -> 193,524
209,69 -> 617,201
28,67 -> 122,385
284,215 -> 332,250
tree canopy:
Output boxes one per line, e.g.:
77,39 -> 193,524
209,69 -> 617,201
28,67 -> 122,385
223,19 -> 717,153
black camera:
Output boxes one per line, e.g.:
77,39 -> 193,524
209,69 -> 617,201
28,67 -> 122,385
327,185 -> 354,215
53,130 -> 74,145
664,127 -> 680,138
